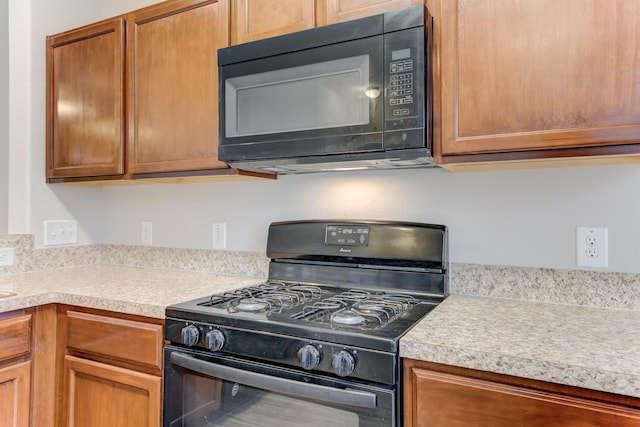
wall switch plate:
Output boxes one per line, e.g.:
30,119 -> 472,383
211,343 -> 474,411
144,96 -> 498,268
0,248 -> 15,267
212,223 -> 227,249
141,221 -> 153,246
44,220 -> 78,246
576,226 -> 608,268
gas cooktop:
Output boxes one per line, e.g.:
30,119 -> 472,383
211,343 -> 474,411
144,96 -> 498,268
166,280 -> 442,352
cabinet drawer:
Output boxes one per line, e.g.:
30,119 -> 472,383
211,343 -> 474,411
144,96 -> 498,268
67,311 -> 163,370
0,314 -> 32,362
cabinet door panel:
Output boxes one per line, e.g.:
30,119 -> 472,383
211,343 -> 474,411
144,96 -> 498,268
407,367 -> 640,427
439,0 -> 640,158
46,19 -> 125,178
66,311 -> 163,371
128,0 -> 229,174
319,0 -> 417,25
0,314 -> 31,362
232,0 -> 315,44
64,355 -> 161,427
0,361 -> 31,427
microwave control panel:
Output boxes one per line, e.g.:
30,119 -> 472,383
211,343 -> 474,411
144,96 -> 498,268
384,26 -> 425,131
389,53 -> 414,114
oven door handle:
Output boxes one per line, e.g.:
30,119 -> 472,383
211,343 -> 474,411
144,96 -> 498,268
170,352 -> 377,409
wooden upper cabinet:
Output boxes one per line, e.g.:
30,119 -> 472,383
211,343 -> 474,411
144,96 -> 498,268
437,0 -> 640,164
127,0 -> 229,175
317,0 -> 421,25
46,19 -> 125,179
231,0 -> 315,44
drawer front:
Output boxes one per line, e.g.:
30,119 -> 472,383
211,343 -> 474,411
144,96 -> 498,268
0,314 -> 32,362
67,311 -> 163,370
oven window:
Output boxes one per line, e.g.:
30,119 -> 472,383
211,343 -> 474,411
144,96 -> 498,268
225,55 -> 371,137
178,372 -> 359,427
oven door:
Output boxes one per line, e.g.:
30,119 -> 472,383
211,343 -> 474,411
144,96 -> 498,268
163,345 -> 395,427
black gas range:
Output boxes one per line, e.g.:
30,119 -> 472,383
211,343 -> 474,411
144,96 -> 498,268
163,220 -> 447,427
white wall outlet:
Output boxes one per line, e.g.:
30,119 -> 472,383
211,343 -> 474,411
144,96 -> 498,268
0,248 -> 15,267
44,220 -> 78,246
576,226 -> 608,268
212,223 -> 227,249
141,221 -> 153,246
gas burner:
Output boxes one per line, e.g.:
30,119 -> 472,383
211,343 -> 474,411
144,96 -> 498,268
290,290 -> 421,329
200,282 -> 326,315
330,309 -> 367,326
228,297 -> 271,313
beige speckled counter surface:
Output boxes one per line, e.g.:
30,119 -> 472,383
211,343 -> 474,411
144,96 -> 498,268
400,295 -> 640,398
1,265 -> 638,399
0,265 -> 264,318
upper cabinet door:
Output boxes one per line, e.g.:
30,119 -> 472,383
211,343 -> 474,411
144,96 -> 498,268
127,0 -> 229,175
317,0 -> 419,25
230,0 -> 315,45
438,0 -> 640,161
46,19 -> 125,179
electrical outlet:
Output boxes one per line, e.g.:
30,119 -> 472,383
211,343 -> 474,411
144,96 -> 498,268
576,226 -> 608,268
44,220 -> 78,246
0,248 -> 15,267
212,223 -> 227,249
141,221 -> 153,246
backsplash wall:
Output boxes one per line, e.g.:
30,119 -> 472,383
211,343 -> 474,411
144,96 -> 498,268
0,239 -> 637,310
101,164 -> 640,274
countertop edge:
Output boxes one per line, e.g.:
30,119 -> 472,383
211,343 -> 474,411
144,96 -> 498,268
399,295 -> 640,399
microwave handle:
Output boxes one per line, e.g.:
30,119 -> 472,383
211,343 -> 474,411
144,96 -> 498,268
170,351 -> 377,409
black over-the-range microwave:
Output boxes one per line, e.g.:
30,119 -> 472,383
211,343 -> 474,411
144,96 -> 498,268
217,5 -> 434,174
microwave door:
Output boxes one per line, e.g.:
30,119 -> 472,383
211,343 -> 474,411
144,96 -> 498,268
219,35 -> 384,162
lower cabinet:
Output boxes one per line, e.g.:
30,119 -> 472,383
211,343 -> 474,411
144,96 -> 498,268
0,305 -> 165,426
0,361 -> 31,427
59,308 -> 165,427
0,312 -> 32,427
403,359 -> 640,427
64,356 -> 161,427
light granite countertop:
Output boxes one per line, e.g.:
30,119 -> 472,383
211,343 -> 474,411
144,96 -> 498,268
1,265 -> 638,399
0,265 -> 263,318
400,294 -> 640,398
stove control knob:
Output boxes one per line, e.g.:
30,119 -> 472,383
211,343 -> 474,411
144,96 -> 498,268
332,350 -> 356,377
298,345 -> 321,370
205,329 -> 225,352
180,325 -> 200,347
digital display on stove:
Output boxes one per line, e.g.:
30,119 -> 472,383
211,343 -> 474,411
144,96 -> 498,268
325,225 -> 369,246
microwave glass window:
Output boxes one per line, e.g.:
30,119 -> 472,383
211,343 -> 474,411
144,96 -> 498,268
226,55 -> 370,137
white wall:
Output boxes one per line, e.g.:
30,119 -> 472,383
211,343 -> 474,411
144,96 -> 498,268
6,0 -> 164,243
7,0 -> 119,241
0,0 -> 8,233
102,164 -> 640,274
9,0 -> 640,275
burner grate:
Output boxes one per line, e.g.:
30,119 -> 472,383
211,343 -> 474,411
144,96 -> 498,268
198,281 -> 324,314
291,291 -> 418,329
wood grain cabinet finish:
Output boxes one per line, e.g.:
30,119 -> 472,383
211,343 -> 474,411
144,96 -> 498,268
0,314 -> 31,362
46,19 -> 126,179
404,361 -> 640,427
66,311 -> 163,371
317,0 -> 422,25
231,0 -> 315,44
59,308 -> 165,427
436,0 -> 640,165
127,0 -> 230,175
0,361 -> 31,427
64,355 -> 161,427
230,0 -> 423,45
